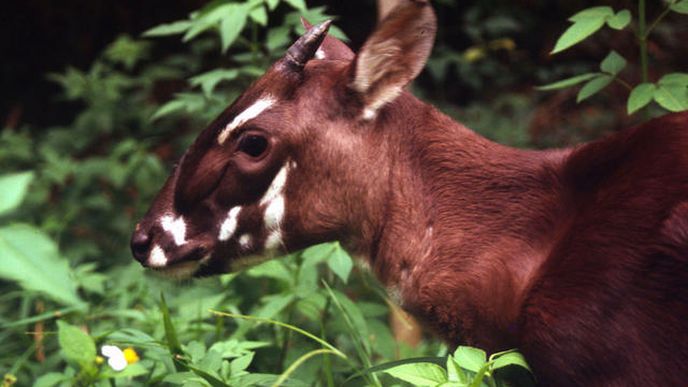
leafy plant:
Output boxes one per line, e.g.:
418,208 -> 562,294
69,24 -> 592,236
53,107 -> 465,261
539,1 -> 688,114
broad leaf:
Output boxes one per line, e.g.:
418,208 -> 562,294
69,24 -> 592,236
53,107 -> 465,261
57,320 -> 96,368
658,72 -> 688,87
327,242 -> 353,283
568,6 -> 614,22
0,171 -> 34,216
0,224 -> 82,306
453,346 -> 486,373
492,351 -> 532,372
536,72 -> 599,91
606,9 -> 631,30
189,69 -> 239,97
266,0 -> 280,11
142,20 -> 192,37
220,5 -> 249,52
627,83 -> 656,114
446,355 -> 467,383
670,0 -> 688,14
654,85 -> 688,112
284,0 -> 307,11
383,362 -> 448,386
600,50 -> 626,75
577,74 -> 613,102
552,17 -> 608,54
249,5 -> 268,26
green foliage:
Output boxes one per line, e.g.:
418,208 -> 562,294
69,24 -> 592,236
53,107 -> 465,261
541,1 -> 688,115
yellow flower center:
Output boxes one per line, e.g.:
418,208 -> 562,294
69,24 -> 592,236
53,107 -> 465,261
123,348 -> 139,364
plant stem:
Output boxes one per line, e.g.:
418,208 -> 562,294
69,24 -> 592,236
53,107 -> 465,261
638,0 -> 649,83
645,3 -> 674,38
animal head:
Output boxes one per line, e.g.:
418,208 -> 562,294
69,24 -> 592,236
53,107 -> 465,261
131,0 -> 436,278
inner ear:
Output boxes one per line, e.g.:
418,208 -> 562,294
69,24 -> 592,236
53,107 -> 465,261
351,0 -> 436,119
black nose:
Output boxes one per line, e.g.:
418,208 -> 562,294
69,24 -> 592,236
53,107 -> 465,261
131,228 -> 151,263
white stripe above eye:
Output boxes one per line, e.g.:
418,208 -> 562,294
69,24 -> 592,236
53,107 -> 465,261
219,206 -> 242,241
217,96 -> 276,145
161,215 -> 187,246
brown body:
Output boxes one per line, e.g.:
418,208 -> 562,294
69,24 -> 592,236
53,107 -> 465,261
131,1 -> 688,385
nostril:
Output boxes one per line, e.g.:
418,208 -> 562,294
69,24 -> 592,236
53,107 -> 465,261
131,230 -> 151,263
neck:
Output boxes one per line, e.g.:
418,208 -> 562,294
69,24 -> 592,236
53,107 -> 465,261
367,94 -> 569,351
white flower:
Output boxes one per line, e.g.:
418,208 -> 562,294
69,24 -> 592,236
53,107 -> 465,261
101,345 -> 127,371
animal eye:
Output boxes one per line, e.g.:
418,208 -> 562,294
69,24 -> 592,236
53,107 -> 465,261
237,135 -> 269,158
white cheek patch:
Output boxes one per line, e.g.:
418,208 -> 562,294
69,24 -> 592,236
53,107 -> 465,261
219,206 -> 242,241
149,245 -> 168,268
160,215 -> 187,246
264,195 -> 285,230
265,229 -> 283,251
217,96 -> 276,145
260,165 -> 288,206
315,48 -> 326,60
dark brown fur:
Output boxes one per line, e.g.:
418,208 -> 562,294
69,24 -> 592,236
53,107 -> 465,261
132,1 -> 688,384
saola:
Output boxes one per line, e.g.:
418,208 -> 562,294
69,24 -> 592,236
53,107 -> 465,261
131,0 -> 688,385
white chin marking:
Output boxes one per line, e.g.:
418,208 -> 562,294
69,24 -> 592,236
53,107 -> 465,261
217,96 -> 276,145
160,215 -> 187,246
315,48 -> 326,60
238,234 -> 253,250
264,195 -> 285,230
219,206 -> 242,241
149,245 -> 168,268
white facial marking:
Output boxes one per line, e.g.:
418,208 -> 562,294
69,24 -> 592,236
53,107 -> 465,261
238,234 -> 253,250
264,195 -> 285,230
219,206 -> 242,241
149,245 -> 168,268
315,48 -> 326,60
161,215 -> 187,246
260,164 -> 289,206
265,229 -> 282,251
217,96 -> 276,145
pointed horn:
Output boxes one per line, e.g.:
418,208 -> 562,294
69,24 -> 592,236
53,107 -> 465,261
284,20 -> 332,69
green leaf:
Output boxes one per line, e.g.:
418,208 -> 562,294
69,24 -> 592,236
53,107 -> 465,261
491,352 -> 532,372
600,50 -> 626,75
249,5 -> 268,26
577,74 -> 613,102
670,0 -> 688,14
446,355 -> 467,383
327,242 -> 353,283
453,346 -> 487,373
536,72 -> 600,91
658,72 -> 688,87
266,0 -> 280,11
382,362 -> 448,386
284,0 -> 307,11
568,6 -> 614,22
0,171 -> 34,216
189,69 -> 239,97
142,20 -> 192,37
627,83 -> 656,114
552,17 -> 608,54
0,224 -> 82,306
220,5 -> 249,52
57,320 -> 96,368
653,84 -> 688,112
606,9 -> 631,30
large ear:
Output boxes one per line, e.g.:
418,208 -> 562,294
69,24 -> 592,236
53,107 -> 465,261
351,0 -> 436,120
301,18 -> 354,61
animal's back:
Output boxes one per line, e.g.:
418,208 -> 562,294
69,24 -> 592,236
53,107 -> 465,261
518,112 -> 688,386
